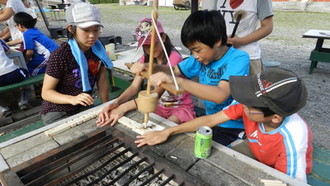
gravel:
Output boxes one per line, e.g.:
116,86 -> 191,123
38,3 -> 330,150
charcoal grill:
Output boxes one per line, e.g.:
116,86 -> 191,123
0,127 -> 207,186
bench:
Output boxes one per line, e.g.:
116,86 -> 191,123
0,74 -> 44,94
302,29 -> 330,74
307,146 -> 330,185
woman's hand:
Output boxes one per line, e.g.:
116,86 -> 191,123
96,102 -> 125,127
70,93 -> 94,106
134,129 -> 171,147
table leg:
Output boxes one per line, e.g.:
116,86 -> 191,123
309,60 -> 318,74
309,39 -> 324,74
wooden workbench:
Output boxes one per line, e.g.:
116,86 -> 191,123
302,29 -> 330,74
0,103 -> 309,186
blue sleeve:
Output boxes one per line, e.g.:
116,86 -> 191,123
221,50 -> 250,81
23,31 -> 34,50
177,55 -> 201,79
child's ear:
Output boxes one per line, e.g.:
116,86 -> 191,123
67,25 -> 73,33
161,33 -> 166,43
214,40 -> 222,48
271,114 -> 283,124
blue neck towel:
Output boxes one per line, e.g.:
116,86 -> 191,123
68,39 -> 113,92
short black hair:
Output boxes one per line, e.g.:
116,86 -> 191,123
13,12 -> 37,29
181,10 -> 227,48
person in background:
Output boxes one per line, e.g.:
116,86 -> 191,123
13,12 -> 58,110
0,39 -> 28,117
203,0 -> 273,75
0,0 -> 33,46
97,18 -> 196,127
14,12 -> 58,76
130,10 -> 250,146
40,2 -> 112,125
0,0 -> 37,43
135,68 -> 313,183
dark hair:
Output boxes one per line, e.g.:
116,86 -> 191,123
66,25 -> 77,40
253,106 -> 277,117
13,12 -> 37,29
181,10 -> 227,48
143,33 -> 179,64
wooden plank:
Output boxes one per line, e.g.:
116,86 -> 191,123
302,29 -> 330,39
310,50 -> 330,63
0,154 -> 9,172
0,74 -> 44,93
307,173 -> 330,185
0,120 -> 44,144
0,170 -> 24,186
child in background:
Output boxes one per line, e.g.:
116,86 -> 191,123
97,18 -> 195,127
0,0 -> 35,46
13,12 -> 58,110
40,2 -> 112,125
0,39 -> 28,117
203,0 -> 273,75
131,10 -> 250,146
135,68 -> 313,183
14,12 -> 58,76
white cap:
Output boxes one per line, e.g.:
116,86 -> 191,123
65,2 -> 102,28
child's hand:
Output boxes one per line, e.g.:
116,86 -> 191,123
227,35 -> 242,48
135,130 -> 170,147
130,62 -> 146,75
149,72 -> 173,86
70,93 -> 94,106
96,101 -> 119,126
96,104 -> 125,127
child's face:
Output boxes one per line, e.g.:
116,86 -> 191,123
242,105 -> 269,122
188,41 -> 220,65
143,40 -> 163,61
74,25 -> 101,51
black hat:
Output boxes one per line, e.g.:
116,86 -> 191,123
229,68 -> 307,116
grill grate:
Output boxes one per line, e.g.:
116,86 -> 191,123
6,128 -> 200,186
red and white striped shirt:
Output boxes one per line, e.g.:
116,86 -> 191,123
224,103 -> 313,182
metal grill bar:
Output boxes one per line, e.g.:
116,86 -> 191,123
61,147 -> 132,186
22,139 -> 123,185
17,132 -> 113,178
24,138 -> 122,185
138,168 -> 165,186
123,162 -> 155,186
85,152 -> 140,186
159,175 -> 175,186
46,143 -> 128,186
106,157 -> 147,185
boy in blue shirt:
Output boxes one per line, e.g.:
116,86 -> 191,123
14,12 -> 58,76
130,10 -> 250,146
13,12 -> 58,110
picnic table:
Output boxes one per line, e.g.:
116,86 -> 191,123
302,29 -> 330,74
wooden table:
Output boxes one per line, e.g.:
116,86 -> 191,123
302,29 -> 330,74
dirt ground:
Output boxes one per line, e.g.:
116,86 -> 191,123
36,4 -> 330,150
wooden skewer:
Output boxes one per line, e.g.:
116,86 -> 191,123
142,1 -> 159,126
